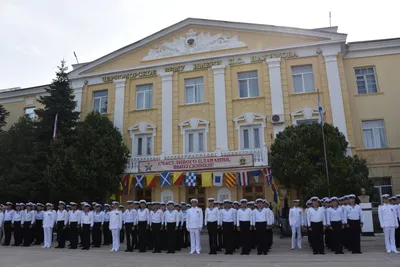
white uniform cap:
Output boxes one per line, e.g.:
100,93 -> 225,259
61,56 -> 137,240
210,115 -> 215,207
139,200 -> 146,204
160,202 -> 166,205
6,202 -> 13,205
348,194 -> 356,199
126,200 -> 133,204
134,201 -> 139,204
207,198 -> 215,202
330,197 -> 338,201
190,199 -> 198,203
167,201 -> 174,205
223,199 -> 230,203
248,201 -> 255,205
95,203 -> 102,207
37,203 -> 44,207
310,197 -> 319,201
91,202 -> 97,205
20,203 -> 25,206
382,194 -> 390,198
233,201 -> 239,205
112,201 -> 119,205
240,199 -> 248,203
59,201 -> 66,205
255,198 -> 263,203
70,202 -> 77,206
26,202 -> 33,206
46,203 -> 52,206
396,195 -> 400,198
293,199 -> 300,203
84,203 -> 90,207
186,204 -> 191,207
104,204 -> 110,207
119,205 -> 124,208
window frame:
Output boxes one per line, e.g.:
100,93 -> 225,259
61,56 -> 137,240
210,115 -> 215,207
354,66 -> 378,95
361,119 -> 387,149
24,107 -> 35,120
184,129 -> 207,154
291,65 -> 315,93
239,124 -> 263,150
295,118 -> 320,126
93,90 -> 108,114
184,77 -> 204,104
136,84 -> 153,110
372,177 -> 392,207
237,71 -> 259,98
133,133 -> 153,157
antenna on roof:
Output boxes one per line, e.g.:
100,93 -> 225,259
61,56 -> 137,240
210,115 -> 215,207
329,11 -> 332,27
73,52 -> 79,64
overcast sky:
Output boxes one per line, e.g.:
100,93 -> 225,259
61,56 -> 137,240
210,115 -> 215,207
0,0 -> 398,89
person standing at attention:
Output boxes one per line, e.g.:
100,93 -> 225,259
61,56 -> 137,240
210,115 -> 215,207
186,198 -> 203,255
205,198 -> 218,255
289,199 -> 304,250
109,201 -> 123,252
379,194 -> 399,254
307,197 -> 326,255
345,194 -> 363,254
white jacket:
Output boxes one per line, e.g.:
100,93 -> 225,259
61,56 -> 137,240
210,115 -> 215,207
42,210 -> 56,228
109,209 -> 122,230
186,207 -> 203,229
378,204 -> 399,228
289,207 -> 304,227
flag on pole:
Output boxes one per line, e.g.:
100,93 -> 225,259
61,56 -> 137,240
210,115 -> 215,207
127,174 -> 134,194
213,172 -> 223,186
146,175 -> 156,188
135,175 -> 144,189
121,174 -> 128,195
172,172 -> 184,186
237,172 -> 249,186
160,172 -> 171,187
52,113 -> 58,141
263,168 -> 272,187
109,193 -> 116,200
185,172 -> 196,186
119,182 -> 123,203
201,173 -> 212,187
251,170 -> 261,183
224,173 -> 236,187
318,90 -> 324,125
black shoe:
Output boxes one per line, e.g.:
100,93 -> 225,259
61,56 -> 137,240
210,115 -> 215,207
263,252 -> 268,255
257,253 -> 262,255
139,250 -> 146,253
125,249 -> 130,252
313,252 -> 318,255
81,248 -> 89,250
319,252 -> 325,255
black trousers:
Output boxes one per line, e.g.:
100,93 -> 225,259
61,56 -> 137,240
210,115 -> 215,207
56,221 -> 66,248
162,225 -> 167,250
311,222 -> 324,254
182,222 -> 189,248
34,220 -> 43,244
330,221 -> 343,253
125,222 -> 134,251
152,223 -> 162,252
92,222 -> 102,247
69,222 -> 79,249
255,222 -> 267,254
239,221 -> 251,254
120,228 -> 125,243
217,226 -> 223,250
343,227 -> 349,249
222,222 -> 234,254
396,219 -> 400,248
137,221 -> 147,252
266,228 -> 273,250
166,223 -> 176,253
4,221 -> 12,245
147,227 -> 153,250
22,222 -> 32,246
175,224 -> 182,251
81,224 -> 91,249
103,222 -> 111,245
207,221 -> 218,254
348,219 -> 361,253
13,221 -> 22,246
132,227 -> 138,249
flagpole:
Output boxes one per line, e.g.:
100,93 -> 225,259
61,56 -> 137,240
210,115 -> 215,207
318,90 -> 331,197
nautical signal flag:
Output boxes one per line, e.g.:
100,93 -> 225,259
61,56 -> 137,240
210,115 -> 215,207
237,172 -> 249,186
213,172 -> 223,186
263,168 -> 272,187
135,175 -> 144,189
251,170 -> 261,183
160,172 -> 171,187
186,172 -> 196,186
146,175 -> 156,188
127,174 -> 134,193
224,173 -> 236,187
201,173 -> 212,187
172,172 -> 184,186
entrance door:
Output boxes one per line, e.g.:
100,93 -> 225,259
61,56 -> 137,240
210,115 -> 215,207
187,176 -> 206,210
243,184 -> 264,201
136,188 -> 152,202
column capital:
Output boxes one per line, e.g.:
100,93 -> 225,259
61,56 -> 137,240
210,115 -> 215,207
323,52 -> 338,63
211,65 -> 226,75
160,72 -> 173,82
73,87 -> 83,94
266,58 -> 281,68
113,79 -> 126,87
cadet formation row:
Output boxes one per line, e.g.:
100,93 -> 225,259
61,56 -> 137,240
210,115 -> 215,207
0,194 -> 397,255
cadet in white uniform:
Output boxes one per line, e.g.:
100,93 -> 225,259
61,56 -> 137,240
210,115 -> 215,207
346,194 -> 363,254
164,201 -> 179,254
3,202 -> 14,246
289,199 -> 303,250
42,203 -> 56,248
109,201 -> 122,252
149,202 -> 163,253
307,197 -> 326,255
237,199 -> 252,255
68,202 -> 81,249
205,198 -> 219,254
22,202 -> 36,246
92,204 -> 104,248
252,198 -> 270,255
123,200 -> 137,252
55,201 -> 68,248
136,200 -> 149,252
0,204 -> 4,244
12,203 -> 24,246
186,198 -> 203,254
326,197 -> 346,254
80,203 -> 93,250
378,194 -> 399,253
218,200 -> 235,254
34,203 -> 45,245
103,204 -> 111,245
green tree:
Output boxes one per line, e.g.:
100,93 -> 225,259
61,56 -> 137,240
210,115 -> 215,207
0,104 -> 10,132
271,123 -> 371,199
0,117 -> 37,203
71,112 -> 129,201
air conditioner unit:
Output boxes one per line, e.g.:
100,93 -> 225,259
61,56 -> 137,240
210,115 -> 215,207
271,114 -> 284,124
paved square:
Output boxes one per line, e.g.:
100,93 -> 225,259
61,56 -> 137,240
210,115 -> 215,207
1,234 -> 400,267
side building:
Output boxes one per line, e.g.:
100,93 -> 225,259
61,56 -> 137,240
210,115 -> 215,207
0,18 -> 399,207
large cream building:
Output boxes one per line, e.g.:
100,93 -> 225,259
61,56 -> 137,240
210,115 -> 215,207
1,18 -> 399,207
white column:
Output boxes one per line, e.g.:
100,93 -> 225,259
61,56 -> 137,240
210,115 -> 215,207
73,87 -> 83,113
323,53 -> 349,141
212,65 -> 228,151
113,79 -> 126,133
266,58 -> 285,137
161,72 -> 173,155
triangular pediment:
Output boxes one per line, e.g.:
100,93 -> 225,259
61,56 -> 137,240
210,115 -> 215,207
69,18 -> 347,78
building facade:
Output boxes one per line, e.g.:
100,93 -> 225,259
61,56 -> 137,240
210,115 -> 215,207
1,18 -> 399,206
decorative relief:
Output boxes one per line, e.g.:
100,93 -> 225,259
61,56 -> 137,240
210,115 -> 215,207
143,29 -> 246,61
233,112 -> 266,129
128,122 -> 157,137
178,118 -> 210,134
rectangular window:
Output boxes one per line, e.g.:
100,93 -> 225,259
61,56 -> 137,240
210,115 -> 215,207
136,84 -> 153,110
362,120 -> 387,149
372,177 -> 392,207
185,77 -> 204,104
93,90 -> 108,114
296,118 -> 319,125
185,130 -> 206,153
240,125 -> 262,150
24,107 -> 35,119
238,71 -> 259,98
354,67 -> 378,94
292,65 -> 315,93
134,134 -> 153,156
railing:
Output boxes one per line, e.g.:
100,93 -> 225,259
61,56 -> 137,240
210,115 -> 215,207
125,145 -> 269,173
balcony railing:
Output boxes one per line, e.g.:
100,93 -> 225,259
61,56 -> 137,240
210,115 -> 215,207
125,145 -> 269,174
